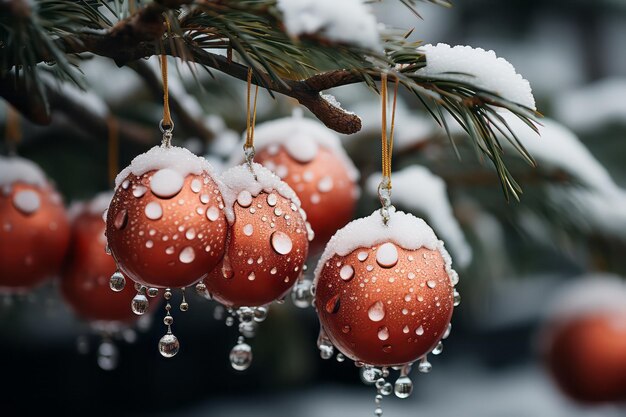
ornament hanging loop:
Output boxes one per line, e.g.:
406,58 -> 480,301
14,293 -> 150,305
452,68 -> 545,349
244,68 -> 259,179
378,72 -> 399,226
159,118 -> 174,148
159,18 -> 173,149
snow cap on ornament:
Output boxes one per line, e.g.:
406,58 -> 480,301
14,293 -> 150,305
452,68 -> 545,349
235,112 -> 360,249
0,155 -> 70,292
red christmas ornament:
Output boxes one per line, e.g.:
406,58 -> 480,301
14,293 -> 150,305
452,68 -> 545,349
314,209 -> 459,367
62,193 -> 140,323
0,156 -> 70,292
237,115 -> 359,250
204,163 -> 312,308
541,276 -> 626,403
106,146 -> 228,289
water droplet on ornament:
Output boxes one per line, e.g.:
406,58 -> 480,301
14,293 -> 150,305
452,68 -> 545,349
230,342 -> 252,371
114,209 -> 128,229
326,294 -> 341,314
270,267 -> 277,275
185,228 -> 196,240
109,271 -> 125,292
394,376 -> 413,398
418,357 -> 432,373
342,325 -> 351,334
200,194 -> 210,204
13,190 -> 41,214
145,240 -> 154,248
243,224 -> 254,236
191,178 -> 202,193
453,290 -> 461,306
150,168 -> 184,198
340,264 -> 354,281
248,272 -> 256,281
361,367 -> 382,383
159,332 -> 180,358
271,231 -> 293,255
415,326 -> 424,336
122,179 -> 130,189
179,246 -> 195,263
376,243 -> 398,268
206,206 -> 219,221
432,341 -> 443,355
131,293 -> 149,315
358,251 -> 369,261
317,176 -> 333,193
145,202 -> 163,220
237,190 -> 253,207
291,280 -> 313,308
427,280 -> 437,289
377,326 -> 390,341
147,287 -> 159,297
368,301 -> 385,322
133,186 -> 147,198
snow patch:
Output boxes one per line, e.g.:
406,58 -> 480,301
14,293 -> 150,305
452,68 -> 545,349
277,0 -> 381,50
546,274 -> 626,321
367,166 -> 472,268
0,156 -> 48,189
114,146 -> 221,193
232,114 -> 359,182
417,43 -> 536,110
314,208 -> 458,286
553,78 -> 626,132
220,163 -> 302,224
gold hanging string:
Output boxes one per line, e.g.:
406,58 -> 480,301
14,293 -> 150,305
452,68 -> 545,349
243,68 -> 259,179
378,72 -> 399,225
107,114 -> 119,185
159,17 -> 173,147
4,104 -> 21,155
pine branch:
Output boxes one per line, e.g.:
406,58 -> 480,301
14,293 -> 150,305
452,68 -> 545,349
0,0 -> 540,198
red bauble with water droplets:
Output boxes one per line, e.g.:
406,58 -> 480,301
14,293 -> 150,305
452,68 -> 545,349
204,164 -> 310,308
544,314 -> 626,403
316,244 -> 454,366
62,196 -> 139,323
255,146 -> 358,250
0,157 -> 70,292
314,210 -> 457,367
106,147 -> 228,289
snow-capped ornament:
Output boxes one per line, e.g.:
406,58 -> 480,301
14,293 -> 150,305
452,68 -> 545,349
247,112 -> 359,250
314,209 -> 458,365
313,74 -> 459,415
106,145 -> 228,290
205,162 -> 311,369
204,163 -> 311,307
0,155 -> 70,293
541,275 -> 626,403
205,72 -> 311,370
62,193 -> 154,370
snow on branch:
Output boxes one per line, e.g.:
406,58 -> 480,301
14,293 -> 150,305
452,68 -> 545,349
277,0 -> 381,50
417,43 -> 536,110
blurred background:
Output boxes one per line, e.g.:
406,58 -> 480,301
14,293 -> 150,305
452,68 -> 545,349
1,1 -> 626,416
